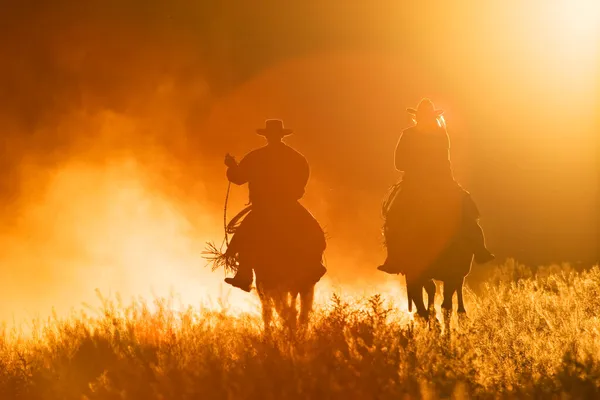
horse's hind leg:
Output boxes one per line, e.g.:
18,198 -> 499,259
423,279 -> 440,329
405,277 -> 413,312
441,279 -> 458,331
424,279 -> 436,311
271,290 -> 286,318
299,284 -> 315,327
290,291 -> 298,312
406,279 -> 428,320
272,290 -> 296,331
258,287 -> 274,331
287,291 -> 299,331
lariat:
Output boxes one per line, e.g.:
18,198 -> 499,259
223,182 -> 231,248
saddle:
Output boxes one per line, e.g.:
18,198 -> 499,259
382,179 -> 464,274
228,202 -> 327,285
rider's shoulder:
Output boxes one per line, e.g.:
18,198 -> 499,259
282,143 -> 304,154
248,143 -> 307,163
245,144 -> 272,157
268,142 -> 304,157
238,146 -> 266,166
283,144 -> 308,164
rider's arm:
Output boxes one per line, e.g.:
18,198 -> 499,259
226,155 -> 250,185
394,132 -> 409,172
287,150 -> 310,200
226,166 -> 247,185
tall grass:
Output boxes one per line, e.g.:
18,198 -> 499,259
1,261 -> 600,399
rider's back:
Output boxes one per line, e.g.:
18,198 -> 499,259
232,142 -> 309,206
395,125 -> 454,185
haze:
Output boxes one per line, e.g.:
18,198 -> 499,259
0,0 -> 598,323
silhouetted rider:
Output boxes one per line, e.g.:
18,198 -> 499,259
226,128 -> 309,205
223,119 -> 326,292
378,98 -> 494,274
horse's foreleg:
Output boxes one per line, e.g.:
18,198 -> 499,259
299,284 -> 315,326
404,275 -> 413,312
456,277 -> 469,328
457,277 -> 466,314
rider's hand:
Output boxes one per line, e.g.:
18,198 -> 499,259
224,153 -> 238,168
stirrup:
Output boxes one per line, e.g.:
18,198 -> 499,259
474,251 -> 495,264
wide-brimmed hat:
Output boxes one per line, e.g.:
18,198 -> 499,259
256,119 -> 294,137
407,98 -> 444,118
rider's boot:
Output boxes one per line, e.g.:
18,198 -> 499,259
312,260 -> 327,282
461,192 -> 495,264
466,218 -> 495,264
298,256 -> 328,286
224,263 -> 253,292
474,248 -> 495,264
378,225 -> 403,274
377,250 -> 402,274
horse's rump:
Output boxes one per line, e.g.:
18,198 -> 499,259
383,180 -> 465,276
231,202 -> 327,287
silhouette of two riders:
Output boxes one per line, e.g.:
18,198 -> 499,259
223,119 -> 326,292
378,98 -> 494,275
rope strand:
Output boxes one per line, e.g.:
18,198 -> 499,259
219,182 -> 232,278
223,182 -> 231,248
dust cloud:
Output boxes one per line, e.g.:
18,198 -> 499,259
0,2 -> 396,323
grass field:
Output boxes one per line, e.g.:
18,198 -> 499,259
1,260 -> 599,399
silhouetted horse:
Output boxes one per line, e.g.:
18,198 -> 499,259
380,99 -> 493,327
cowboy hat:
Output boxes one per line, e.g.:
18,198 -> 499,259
407,98 -> 444,117
256,119 -> 294,137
